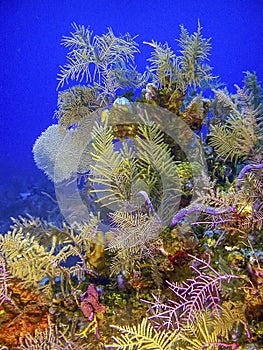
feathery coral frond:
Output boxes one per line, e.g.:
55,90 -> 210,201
215,301 -> 247,341
209,85 -> 262,162
144,40 -> 178,87
135,121 -> 182,225
57,24 -> 142,98
178,20 -> 213,88
0,215 -> 100,298
147,255 -> 239,330
108,212 -> 161,275
90,121 -> 137,209
243,71 -> 263,113
145,21 -> 213,91
105,317 -> 177,350
178,311 -> 218,350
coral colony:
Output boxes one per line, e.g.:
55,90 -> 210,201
1,22 -> 263,349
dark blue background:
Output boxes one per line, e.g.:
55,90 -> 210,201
0,0 -> 262,184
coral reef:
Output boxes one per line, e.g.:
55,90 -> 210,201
0,277 -> 50,348
1,22 -> 263,349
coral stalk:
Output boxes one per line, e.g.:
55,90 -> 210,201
137,190 -> 162,223
237,163 -> 263,190
171,204 -> 235,227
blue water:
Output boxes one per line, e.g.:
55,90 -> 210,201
0,0 -> 262,225
0,4 -> 263,348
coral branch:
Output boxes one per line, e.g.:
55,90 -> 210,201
137,190 -> 162,223
202,342 -> 239,349
237,163 -> 263,190
147,255 -> 240,330
171,204 -> 235,227
0,255 -> 12,306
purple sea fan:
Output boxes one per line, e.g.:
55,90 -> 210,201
145,254 -> 240,331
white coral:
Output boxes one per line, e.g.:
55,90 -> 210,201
33,123 -> 93,183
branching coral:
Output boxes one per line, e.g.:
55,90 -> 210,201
144,21 -> 213,91
57,24 -> 142,91
55,23 -> 146,131
0,215 -> 101,298
20,321 -> 91,350
177,21 -> 213,89
106,285 -> 248,350
145,255 -> 240,331
208,84 -> 263,162
20,22 -> 263,349
108,211 -> 162,276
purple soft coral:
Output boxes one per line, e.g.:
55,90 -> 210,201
145,254 -> 240,331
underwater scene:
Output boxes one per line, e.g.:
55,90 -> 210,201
1,1 -> 263,349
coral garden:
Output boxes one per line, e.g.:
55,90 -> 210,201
1,22 -> 263,349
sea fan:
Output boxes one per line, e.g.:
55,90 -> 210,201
146,255 -> 239,330
33,114 -> 96,183
105,317 -> 177,350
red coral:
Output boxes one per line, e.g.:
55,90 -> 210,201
168,250 -> 192,267
80,284 -> 106,321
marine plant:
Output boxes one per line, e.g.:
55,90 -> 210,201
1,22 -> 263,349
145,20 -> 213,91
208,84 -> 263,162
20,321 -> 91,350
106,307 -> 246,350
105,317 -> 177,350
55,23 -> 146,128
